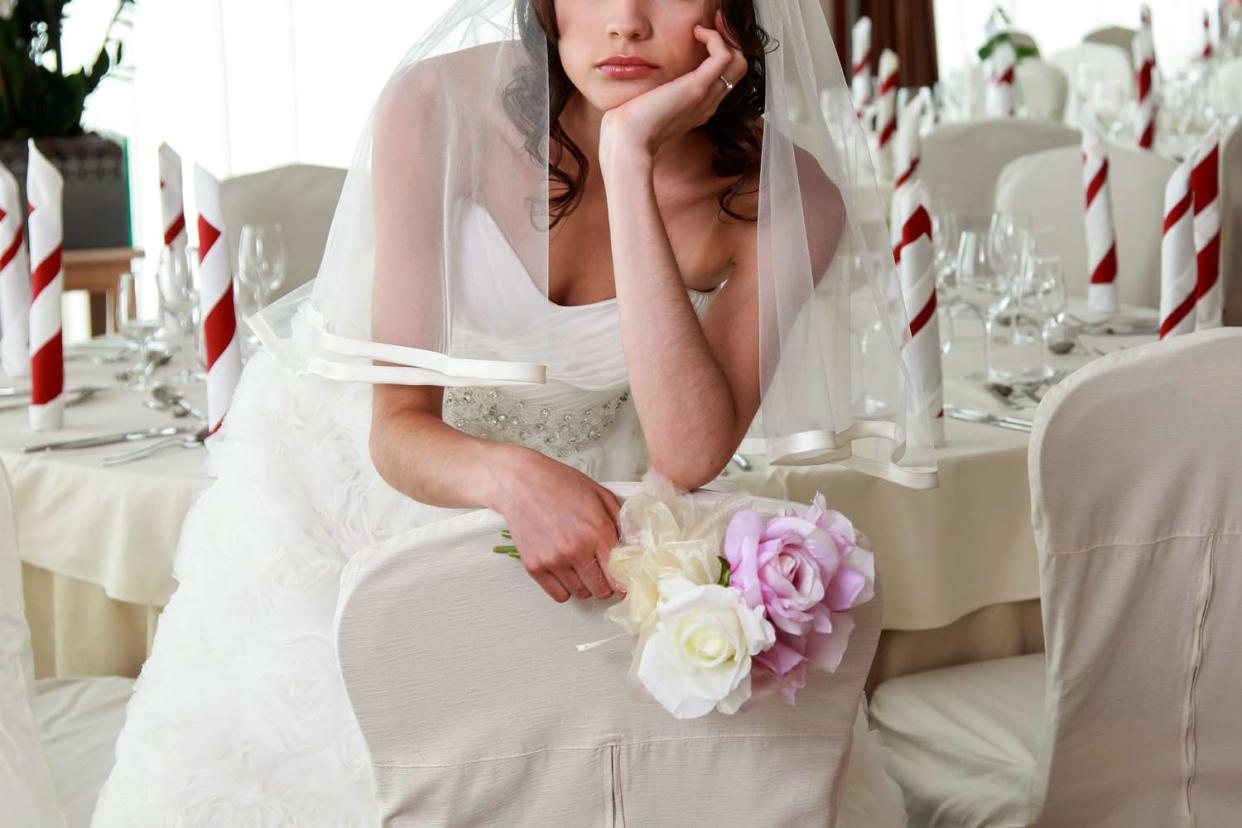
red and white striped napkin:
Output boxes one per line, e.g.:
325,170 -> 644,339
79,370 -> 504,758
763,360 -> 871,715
1081,128 -> 1120,314
1132,28 -> 1157,150
1201,11 -> 1214,61
892,181 -> 944,447
875,49 -> 900,179
986,39 -> 1017,117
1191,125 -> 1222,330
160,144 -> 188,254
26,142 -> 65,431
0,162 -> 30,377
851,17 -> 872,118
893,95 -> 923,193
193,164 -> 242,439
1159,160 -> 1196,339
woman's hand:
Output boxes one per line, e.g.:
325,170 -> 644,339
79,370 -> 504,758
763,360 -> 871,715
488,446 -> 624,604
599,11 -> 748,167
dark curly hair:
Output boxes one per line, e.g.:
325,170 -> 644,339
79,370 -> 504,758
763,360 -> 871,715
505,0 -> 771,227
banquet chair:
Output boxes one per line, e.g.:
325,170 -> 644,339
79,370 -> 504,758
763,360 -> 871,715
1048,43 -> 1132,127
871,329 -> 1242,827
1224,123 -> 1242,326
336,485 -> 885,826
1083,26 -> 1138,68
0,461 -> 133,827
921,120 -> 1079,219
1214,59 -> 1242,118
1015,60 -> 1069,121
220,163 -> 347,301
996,142 -> 1174,310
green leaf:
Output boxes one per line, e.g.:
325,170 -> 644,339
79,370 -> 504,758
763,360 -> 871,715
717,556 -> 732,588
493,545 -> 521,559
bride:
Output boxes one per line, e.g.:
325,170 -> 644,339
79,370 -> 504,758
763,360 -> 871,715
94,0 -> 931,824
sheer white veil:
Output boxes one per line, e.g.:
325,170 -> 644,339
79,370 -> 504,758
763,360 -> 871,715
250,0 -> 938,488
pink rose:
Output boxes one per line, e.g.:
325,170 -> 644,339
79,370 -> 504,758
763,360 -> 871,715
725,494 -> 874,706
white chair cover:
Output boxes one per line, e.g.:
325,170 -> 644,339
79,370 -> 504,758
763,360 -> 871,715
220,164 -> 347,300
1028,328 -> 1242,825
1048,43 -> 1132,127
1015,60 -> 1069,121
1209,58 -> 1242,118
1083,26 -> 1138,67
337,484 -> 883,826
1222,123 -> 1242,326
996,142 -> 1175,310
921,119 -> 1078,219
0,460 -> 66,828
872,329 -> 1242,827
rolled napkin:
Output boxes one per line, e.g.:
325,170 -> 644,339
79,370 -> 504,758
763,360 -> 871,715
1081,129 -> 1120,314
1132,28 -> 1157,150
1201,11 -> 1214,61
1191,125 -> 1222,330
0,162 -> 30,377
1159,160 -> 1196,339
850,17 -> 872,118
892,181 -> 944,447
26,141 -> 64,431
194,164 -> 242,438
1140,3 -> 1151,28
893,95 -> 923,192
986,39 -> 1017,117
159,143 -> 188,331
875,49 -> 899,179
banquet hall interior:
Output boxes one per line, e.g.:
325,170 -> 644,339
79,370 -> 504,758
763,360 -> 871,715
2,0 -> 1241,825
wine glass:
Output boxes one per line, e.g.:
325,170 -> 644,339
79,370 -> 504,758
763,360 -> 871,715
116,270 -> 165,388
956,230 -> 1014,382
237,223 -> 288,310
157,246 -> 204,383
1013,255 -> 1068,380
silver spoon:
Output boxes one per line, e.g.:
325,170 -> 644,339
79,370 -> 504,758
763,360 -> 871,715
102,426 -> 209,466
152,385 -> 206,422
984,382 -> 1027,410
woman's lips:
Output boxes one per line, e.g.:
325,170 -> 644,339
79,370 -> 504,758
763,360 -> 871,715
596,57 -> 659,80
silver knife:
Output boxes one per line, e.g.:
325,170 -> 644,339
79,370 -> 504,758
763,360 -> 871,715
22,426 -> 186,453
0,384 -> 91,398
944,406 -> 1033,433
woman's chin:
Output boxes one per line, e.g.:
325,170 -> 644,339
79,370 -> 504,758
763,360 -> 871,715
582,83 -> 655,112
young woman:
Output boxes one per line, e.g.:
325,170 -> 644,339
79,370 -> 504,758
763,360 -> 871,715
94,1 -> 924,823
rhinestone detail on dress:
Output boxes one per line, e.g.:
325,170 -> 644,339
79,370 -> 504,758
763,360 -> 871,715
443,387 -> 630,458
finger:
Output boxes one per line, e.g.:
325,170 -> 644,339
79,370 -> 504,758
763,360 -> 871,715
531,569 -> 571,603
596,486 -> 622,534
576,557 -> 615,600
693,25 -> 735,84
596,545 -> 624,596
558,567 -> 592,601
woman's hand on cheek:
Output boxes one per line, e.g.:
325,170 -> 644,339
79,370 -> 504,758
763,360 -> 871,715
599,10 -> 748,173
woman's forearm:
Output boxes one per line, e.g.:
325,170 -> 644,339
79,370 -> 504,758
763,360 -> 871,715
601,152 -> 741,487
369,392 -> 529,512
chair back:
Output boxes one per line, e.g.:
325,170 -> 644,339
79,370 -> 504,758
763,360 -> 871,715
922,119 -> 1079,219
1083,26 -> 1138,66
221,164 -> 347,301
336,485 -> 883,827
0,461 -> 65,827
1016,59 -> 1069,121
1048,43 -> 1132,126
996,142 -> 1174,310
1027,329 -> 1242,826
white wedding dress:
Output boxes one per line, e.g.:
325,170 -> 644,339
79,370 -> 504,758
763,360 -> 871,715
92,205 -> 906,827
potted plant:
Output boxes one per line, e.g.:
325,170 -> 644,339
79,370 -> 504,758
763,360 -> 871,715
0,0 -> 134,249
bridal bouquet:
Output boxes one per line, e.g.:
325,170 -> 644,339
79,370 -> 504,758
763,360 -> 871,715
496,479 -> 875,720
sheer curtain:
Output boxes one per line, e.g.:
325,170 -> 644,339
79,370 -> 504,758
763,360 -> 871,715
936,0 -> 1217,75
73,0 -> 456,264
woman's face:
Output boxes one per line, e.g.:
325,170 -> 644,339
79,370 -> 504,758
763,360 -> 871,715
554,0 -> 714,111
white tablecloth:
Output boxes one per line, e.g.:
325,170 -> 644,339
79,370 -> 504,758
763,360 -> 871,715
2,311 -> 1158,678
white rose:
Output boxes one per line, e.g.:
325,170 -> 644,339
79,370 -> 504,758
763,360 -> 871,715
637,576 -> 775,720
0,1 -> 16,21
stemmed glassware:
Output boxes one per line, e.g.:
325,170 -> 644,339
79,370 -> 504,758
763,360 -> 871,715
956,229 -> 1014,382
115,268 -> 165,389
237,223 -> 288,311
157,245 -> 204,384
1012,255 -> 1069,381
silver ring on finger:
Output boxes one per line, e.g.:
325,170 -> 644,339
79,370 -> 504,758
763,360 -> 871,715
718,73 -> 735,93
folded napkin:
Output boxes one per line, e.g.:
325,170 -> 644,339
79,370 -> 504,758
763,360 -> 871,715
1201,10 -> 1214,61
1132,28 -> 1157,150
851,17 -> 872,118
1159,160 -> 1196,339
26,141 -> 64,431
1081,128 -> 1120,314
159,143 -> 188,331
875,49 -> 900,180
893,95 -> 923,192
0,162 -> 30,377
892,181 -> 944,447
985,39 -> 1017,117
1191,125 -> 1222,330
194,164 -> 242,439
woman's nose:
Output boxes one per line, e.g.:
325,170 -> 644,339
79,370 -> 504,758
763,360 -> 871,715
606,1 -> 652,41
